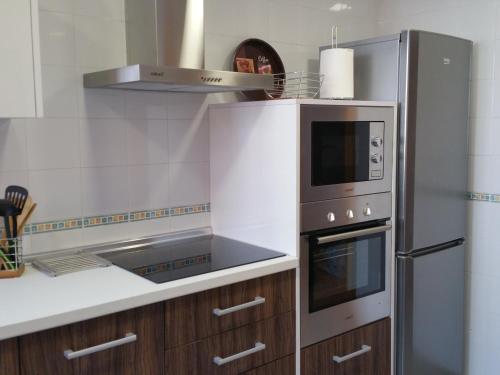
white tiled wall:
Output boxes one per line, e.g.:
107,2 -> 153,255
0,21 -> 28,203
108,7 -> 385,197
0,0 -> 378,254
373,1 -> 500,373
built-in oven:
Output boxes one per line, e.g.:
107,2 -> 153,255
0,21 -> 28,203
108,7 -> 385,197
300,193 -> 392,348
300,104 -> 394,202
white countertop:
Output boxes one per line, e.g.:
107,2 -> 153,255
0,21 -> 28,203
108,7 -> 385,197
0,255 -> 297,340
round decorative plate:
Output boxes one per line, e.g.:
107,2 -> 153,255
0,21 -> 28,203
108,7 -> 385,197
232,38 -> 285,100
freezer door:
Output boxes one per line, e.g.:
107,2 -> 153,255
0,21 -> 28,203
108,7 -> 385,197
396,242 -> 465,375
398,30 -> 472,253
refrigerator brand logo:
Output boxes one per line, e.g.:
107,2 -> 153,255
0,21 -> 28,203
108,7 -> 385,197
443,57 -> 451,65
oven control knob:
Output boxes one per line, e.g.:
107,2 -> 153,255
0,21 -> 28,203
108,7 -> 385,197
363,207 -> 372,216
371,154 -> 382,163
327,212 -> 336,222
346,209 -> 354,219
371,137 -> 383,147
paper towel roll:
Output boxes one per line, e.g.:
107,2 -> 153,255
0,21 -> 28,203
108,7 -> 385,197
319,48 -> 354,99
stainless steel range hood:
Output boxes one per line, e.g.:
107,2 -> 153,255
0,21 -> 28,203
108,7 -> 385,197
83,0 -> 274,93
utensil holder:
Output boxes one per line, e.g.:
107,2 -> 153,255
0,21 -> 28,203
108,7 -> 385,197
0,237 -> 24,278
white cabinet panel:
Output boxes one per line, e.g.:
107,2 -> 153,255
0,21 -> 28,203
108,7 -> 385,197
0,0 -> 42,118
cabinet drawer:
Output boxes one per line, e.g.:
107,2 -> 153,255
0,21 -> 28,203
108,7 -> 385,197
165,270 -> 294,348
20,303 -> 164,375
0,338 -> 19,375
165,311 -> 295,375
301,318 -> 390,375
242,355 -> 295,375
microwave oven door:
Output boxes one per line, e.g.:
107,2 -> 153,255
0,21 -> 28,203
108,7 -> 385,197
300,222 -> 392,347
300,104 -> 394,203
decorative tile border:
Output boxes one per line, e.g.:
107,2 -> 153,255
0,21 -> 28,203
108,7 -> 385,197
467,192 -> 500,203
133,253 -> 211,277
21,203 -> 211,236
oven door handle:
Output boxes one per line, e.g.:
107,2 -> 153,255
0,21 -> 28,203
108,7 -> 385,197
316,224 -> 392,245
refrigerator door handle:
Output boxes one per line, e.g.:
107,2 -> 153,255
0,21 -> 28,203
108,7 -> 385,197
400,239 -> 464,258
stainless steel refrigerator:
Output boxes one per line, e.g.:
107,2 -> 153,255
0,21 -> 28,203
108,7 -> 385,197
332,30 -> 472,375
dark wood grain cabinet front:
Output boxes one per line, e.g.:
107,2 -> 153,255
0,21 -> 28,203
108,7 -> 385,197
242,355 -> 295,375
301,318 -> 390,375
165,270 -> 295,349
19,303 -> 164,375
165,311 -> 295,375
0,338 -> 19,375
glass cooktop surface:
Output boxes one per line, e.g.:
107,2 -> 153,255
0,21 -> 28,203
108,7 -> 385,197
98,235 -> 285,283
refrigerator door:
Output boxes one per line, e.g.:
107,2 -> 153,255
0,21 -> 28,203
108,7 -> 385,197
396,241 -> 465,375
398,30 -> 472,253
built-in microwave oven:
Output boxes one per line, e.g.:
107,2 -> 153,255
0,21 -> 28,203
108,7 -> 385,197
300,104 -> 394,203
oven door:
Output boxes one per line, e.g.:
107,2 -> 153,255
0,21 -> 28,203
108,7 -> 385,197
300,221 -> 392,347
300,104 -> 394,202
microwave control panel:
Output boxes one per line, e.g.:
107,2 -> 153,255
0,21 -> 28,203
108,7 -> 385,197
369,122 -> 385,180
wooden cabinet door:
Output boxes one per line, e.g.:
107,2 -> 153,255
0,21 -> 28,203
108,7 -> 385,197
242,355 -> 295,375
165,311 -> 295,375
165,270 -> 295,349
301,318 -> 391,375
0,338 -> 19,375
19,303 -> 164,375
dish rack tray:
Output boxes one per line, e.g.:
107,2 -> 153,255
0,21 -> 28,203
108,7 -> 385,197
0,237 -> 24,278
266,71 -> 324,99
32,252 -> 111,277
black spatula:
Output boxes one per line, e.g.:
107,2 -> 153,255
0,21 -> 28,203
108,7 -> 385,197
5,185 -> 29,216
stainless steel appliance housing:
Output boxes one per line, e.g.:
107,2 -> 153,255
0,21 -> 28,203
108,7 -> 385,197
299,103 -> 395,348
336,30 -> 472,375
300,193 -> 393,348
300,104 -> 394,204
83,0 -> 274,93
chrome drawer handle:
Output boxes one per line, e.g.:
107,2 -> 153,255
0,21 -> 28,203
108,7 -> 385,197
332,345 -> 372,363
212,296 -> 265,316
63,333 -> 137,360
213,342 -> 266,366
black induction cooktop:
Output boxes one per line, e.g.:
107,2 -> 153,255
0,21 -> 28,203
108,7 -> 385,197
98,235 -> 285,283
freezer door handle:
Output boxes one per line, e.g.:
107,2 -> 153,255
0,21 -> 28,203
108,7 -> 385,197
332,345 -> 372,363
317,224 -> 392,245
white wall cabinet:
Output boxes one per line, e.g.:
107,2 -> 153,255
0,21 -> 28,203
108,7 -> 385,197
0,0 -> 42,118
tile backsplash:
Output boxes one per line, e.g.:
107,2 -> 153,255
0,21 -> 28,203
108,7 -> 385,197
0,0 -> 379,254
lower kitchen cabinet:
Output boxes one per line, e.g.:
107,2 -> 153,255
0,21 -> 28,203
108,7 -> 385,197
165,270 -> 295,348
0,338 -> 19,375
242,355 -> 295,375
165,311 -> 295,375
19,303 -> 164,375
301,318 -> 390,375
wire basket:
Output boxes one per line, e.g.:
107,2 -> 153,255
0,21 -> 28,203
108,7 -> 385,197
265,72 -> 324,99
0,237 -> 24,278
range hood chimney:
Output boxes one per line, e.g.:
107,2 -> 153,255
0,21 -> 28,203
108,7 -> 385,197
83,0 -> 274,93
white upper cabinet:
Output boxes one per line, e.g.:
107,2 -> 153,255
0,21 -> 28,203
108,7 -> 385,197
0,0 -> 43,118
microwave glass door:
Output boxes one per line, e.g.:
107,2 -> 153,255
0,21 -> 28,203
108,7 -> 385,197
309,229 -> 386,312
311,121 -> 371,186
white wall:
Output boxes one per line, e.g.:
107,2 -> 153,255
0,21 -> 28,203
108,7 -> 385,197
0,0 -> 378,255
374,1 -> 500,373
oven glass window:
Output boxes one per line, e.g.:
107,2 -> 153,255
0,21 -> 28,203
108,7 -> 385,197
309,231 -> 385,312
311,121 -> 370,186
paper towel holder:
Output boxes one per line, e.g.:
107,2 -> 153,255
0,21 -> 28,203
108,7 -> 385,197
331,25 -> 339,49
319,25 -> 354,99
